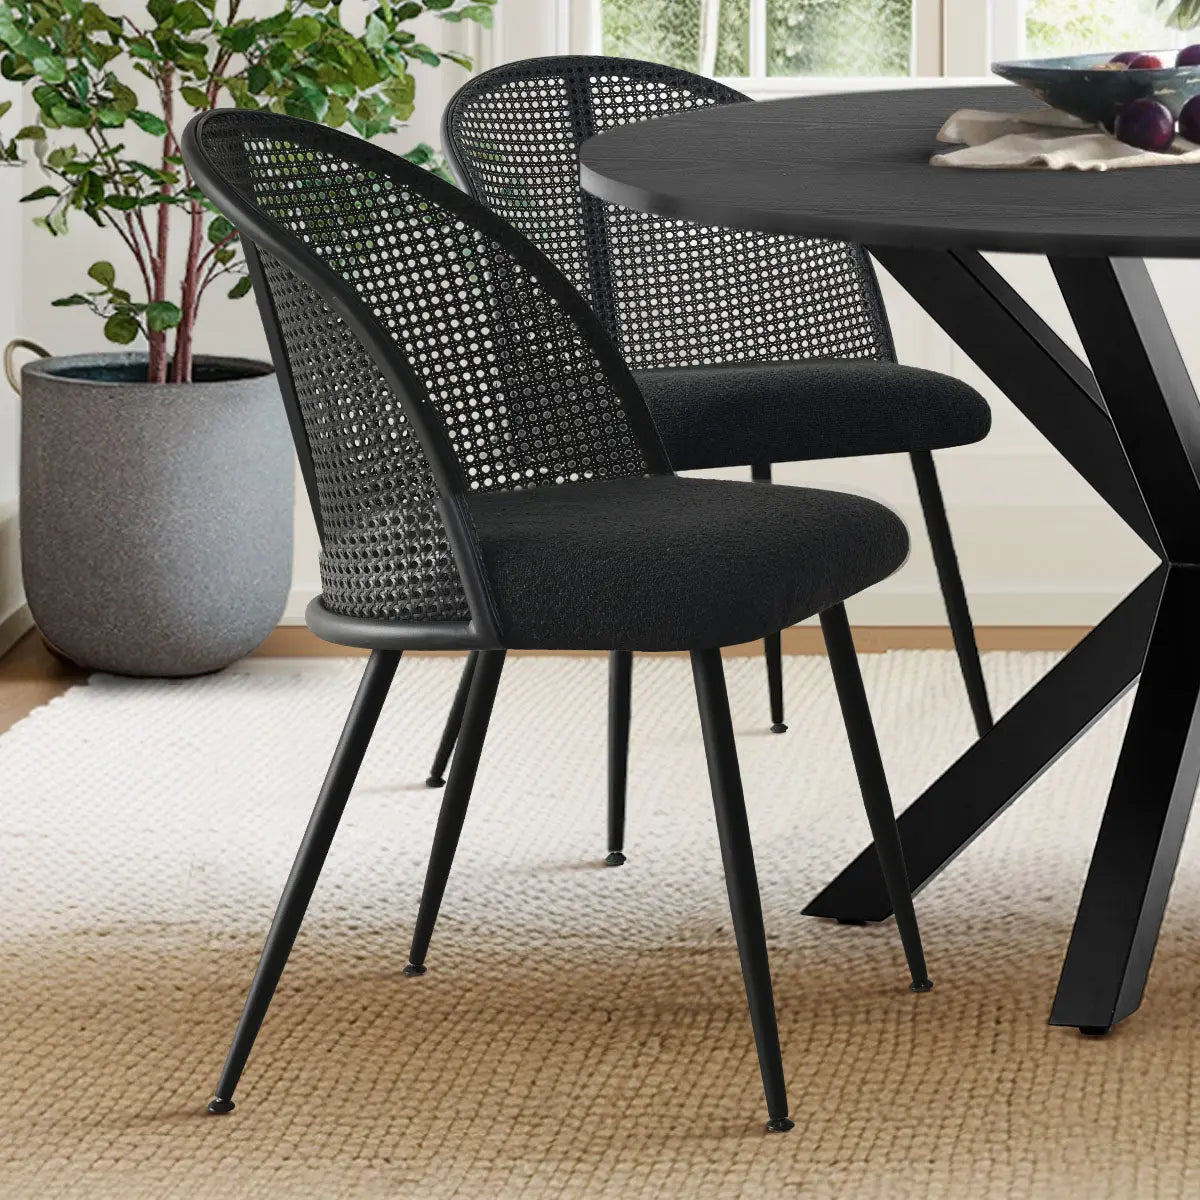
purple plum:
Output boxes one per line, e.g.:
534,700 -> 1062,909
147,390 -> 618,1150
1178,44 -> 1200,66
1114,97 -> 1176,150
1129,53 -> 1164,69
1180,94 -> 1200,143
1109,51 -> 1143,64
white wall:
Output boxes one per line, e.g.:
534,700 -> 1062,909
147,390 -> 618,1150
1,80 -> 26,649
4,9 -> 1185,630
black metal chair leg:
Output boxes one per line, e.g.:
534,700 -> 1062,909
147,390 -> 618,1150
819,604 -> 932,992
207,649 -> 402,1115
691,646 -> 792,1133
405,649 -> 506,975
910,449 -> 992,737
751,463 -> 788,733
426,650 -> 479,788
606,650 -> 632,866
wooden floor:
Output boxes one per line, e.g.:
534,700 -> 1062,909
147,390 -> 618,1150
0,624 -> 1089,738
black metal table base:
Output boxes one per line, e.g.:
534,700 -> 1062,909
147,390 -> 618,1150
807,249 -> 1200,1034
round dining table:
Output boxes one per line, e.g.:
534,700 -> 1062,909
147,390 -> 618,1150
581,84 -> 1200,1036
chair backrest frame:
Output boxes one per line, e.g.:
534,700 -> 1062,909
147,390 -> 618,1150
183,109 -> 672,648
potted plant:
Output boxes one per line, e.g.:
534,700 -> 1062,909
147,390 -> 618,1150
0,0 -> 494,675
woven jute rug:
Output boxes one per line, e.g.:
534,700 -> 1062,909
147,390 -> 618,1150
2,652 -> 1199,1199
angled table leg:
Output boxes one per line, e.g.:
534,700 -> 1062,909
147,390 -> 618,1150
1045,257 -> 1200,1030
810,249 -> 1200,1031
803,569 -> 1161,921
1049,566 -> 1200,1031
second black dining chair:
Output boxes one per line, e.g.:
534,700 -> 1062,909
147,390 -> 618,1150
183,108 -> 931,1133
431,56 -> 993,867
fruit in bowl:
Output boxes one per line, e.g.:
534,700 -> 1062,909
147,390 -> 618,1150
1182,94 -> 1200,142
1114,97 -> 1176,150
992,49 -> 1200,128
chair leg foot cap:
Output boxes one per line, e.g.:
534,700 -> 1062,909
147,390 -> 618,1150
766,1117 -> 794,1133
836,917 -> 868,927
207,1098 -> 235,1115
770,723 -> 788,734
403,962 -> 427,977
910,978 -> 934,994
605,851 -> 627,867
425,775 -> 445,789
1079,1025 -> 1110,1037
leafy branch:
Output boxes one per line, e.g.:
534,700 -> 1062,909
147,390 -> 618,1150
0,0 -> 495,382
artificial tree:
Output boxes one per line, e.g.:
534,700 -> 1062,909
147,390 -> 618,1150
0,0 -> 494,382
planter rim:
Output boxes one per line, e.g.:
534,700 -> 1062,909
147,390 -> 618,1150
23,351 -> 274,389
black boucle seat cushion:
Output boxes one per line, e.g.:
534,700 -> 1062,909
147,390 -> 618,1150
635,360 -> 991,472
468,476 -> 908,651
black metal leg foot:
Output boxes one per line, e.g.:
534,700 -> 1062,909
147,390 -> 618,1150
911,450 -> 993,738
607,650 -> 632,862
407,651 -> 506,973
1079,1025 -> 1111,1037
909,978 -> 934,994
766,1117 -> 795,1133
207,1097 -> 235,1114
692,646 -> 790,1131
206,650 -> 401,1112
820,605 -> 931,991
425,651 -> 478,791
836,917 -> 868,927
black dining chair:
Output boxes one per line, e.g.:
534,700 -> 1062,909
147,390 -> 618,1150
433,56 -> 992,867
183,109 -> 931,1133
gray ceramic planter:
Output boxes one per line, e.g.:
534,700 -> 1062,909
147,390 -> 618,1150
19,352 -> 293,676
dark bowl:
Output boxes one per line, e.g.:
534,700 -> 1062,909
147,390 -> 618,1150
992,51 -> 1200,128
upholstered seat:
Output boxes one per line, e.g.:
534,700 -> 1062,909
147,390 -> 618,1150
636,360 -> 991,472
471,476 -> 908,651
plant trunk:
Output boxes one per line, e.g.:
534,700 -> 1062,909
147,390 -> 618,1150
149,69 -> 175,385
172,199 -> 204,384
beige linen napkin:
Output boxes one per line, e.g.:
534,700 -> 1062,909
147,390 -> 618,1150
931,106 -> 1200,170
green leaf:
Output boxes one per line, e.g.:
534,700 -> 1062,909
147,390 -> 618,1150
147,0 -> 173,22
88,260 -> 116,287
30,54 -> 67,83
441,50 -> 473,68
172,1 -> 209,32
0,100 -> 9,121
109,81 -> 138,112
145,300 -> 181,331
20,185 -> 58,202
363,12 -> 387,51
246,63 -> 270,93
394,1 -> 422,16
401,143 -> 434,166
51,104 -> 92,128
281,15 -> 322,50
82,4 -> 124,35
228,276 -> 252,299
104,312 -> 140,344
130,109 -> 168,135
15,125 -> 46,139
96,107 -> 125,127
406,42 -> 439,66
180,85 -> 208,108
51,293 -> 91,306
207,214 -> 233,243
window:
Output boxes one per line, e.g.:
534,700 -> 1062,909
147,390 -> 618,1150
600,0 -> 915,80
1023,0 -> 1193,58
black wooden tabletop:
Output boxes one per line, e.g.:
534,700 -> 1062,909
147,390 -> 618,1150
580,85 -> 1200,258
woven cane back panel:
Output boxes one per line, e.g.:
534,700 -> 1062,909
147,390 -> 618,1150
446,58 -> 895,371
198,113 -> 653,623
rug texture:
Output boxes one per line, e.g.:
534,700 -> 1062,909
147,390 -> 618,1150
2,651 -> 1199,1199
